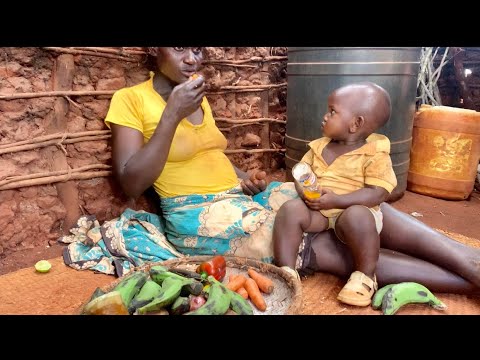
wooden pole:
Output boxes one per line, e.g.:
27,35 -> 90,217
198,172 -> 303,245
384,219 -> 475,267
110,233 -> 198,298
0,171 -> 112,191
43,47 -> 144,62
45,54 -> 81,233
260,89 -> 271,169
224,149 -> 284,154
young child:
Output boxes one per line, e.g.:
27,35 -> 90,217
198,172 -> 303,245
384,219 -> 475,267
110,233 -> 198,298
273,82 -> 397,307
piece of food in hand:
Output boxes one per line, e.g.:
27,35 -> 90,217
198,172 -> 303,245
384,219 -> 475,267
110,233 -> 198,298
254,170 -> 267,180
196,255 -> 227,281
248,170 -> 267,190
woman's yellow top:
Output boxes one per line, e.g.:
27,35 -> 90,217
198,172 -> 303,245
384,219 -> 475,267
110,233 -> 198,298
105,73 -> 239,197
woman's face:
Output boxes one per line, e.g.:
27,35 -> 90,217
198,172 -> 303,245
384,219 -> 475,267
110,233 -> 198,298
155,47 -> 203,84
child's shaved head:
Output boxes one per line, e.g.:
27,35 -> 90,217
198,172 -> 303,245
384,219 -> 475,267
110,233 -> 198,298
334,82 -> 391,132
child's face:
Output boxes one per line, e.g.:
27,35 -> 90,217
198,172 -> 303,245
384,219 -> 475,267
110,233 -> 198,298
321,91 -> 356,140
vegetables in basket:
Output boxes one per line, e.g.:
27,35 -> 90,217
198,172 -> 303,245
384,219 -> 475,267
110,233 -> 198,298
196,255 -> 226,281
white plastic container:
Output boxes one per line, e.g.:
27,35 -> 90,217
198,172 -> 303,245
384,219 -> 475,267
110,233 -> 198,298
291,162 -> 322,199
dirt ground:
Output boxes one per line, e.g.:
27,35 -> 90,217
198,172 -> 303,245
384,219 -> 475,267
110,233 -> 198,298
0,169 -> 479,276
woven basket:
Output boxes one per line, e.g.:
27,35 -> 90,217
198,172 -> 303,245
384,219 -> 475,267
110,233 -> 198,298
79,255 -> 303,315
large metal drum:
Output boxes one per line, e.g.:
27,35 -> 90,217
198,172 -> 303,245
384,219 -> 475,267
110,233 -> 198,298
285,47 -> 421,201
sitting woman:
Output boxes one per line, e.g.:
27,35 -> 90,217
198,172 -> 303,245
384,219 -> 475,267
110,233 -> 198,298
105,47 -> 480,295
105,47 -> 297,263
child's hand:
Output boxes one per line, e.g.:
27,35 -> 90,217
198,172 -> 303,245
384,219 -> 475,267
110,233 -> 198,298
241,170 -> 267,195
304,188 -> 337,210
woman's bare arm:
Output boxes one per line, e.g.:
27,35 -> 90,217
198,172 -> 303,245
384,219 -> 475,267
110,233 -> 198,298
111,119 -> 177,199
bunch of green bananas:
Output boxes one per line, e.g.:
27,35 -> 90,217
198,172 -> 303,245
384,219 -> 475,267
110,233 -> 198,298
372,282 -> 447,315
186,276 -> 253,315
82,265 -> 253,315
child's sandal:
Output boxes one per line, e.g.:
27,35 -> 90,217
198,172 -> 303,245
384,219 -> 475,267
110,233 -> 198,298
337,271 -> 378,307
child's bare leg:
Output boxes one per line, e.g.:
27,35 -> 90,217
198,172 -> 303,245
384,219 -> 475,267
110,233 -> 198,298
273,198 -> 328,269
307,231 -> 479,295
380,203 -> 480,288
334,205 -> 380,280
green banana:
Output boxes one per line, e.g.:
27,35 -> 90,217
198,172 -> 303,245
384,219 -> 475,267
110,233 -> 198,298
128,280 -> 163,314
150,267 -> 203,296
187,276 -> 231,315
87,287 -> 106,303
210,277 -> 253,315
149,266 -> 188,284
136,277 -> 183,314
82,291 -> 129,315
149,265 -> 169,274
113,271 -> 148,308
381,282 -> 447,315
371,284 -> 396,310
170,296 -> 191,315
229,291 -> 254,315
168,268 -> 204,281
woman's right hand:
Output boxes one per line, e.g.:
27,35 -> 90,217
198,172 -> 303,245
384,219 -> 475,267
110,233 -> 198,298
165,75 -> 206,123
241,170 -> 267,196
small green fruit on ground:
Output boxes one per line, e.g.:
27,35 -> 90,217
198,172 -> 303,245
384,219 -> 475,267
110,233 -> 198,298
35,260 -> 52,273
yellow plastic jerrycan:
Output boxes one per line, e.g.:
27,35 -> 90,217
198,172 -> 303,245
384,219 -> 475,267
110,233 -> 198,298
407,105 -> 480,200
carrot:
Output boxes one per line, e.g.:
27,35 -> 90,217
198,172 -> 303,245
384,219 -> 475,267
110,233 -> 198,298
247,268 -> 274,294
227,274 -> 247,292
244,278 -> 266,311
236,286 -> 249,300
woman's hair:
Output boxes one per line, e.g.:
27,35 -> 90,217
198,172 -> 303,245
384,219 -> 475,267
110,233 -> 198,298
143,47 -> 157,71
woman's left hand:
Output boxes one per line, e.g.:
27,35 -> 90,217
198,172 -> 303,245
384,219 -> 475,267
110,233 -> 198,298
241,170 -> 267,195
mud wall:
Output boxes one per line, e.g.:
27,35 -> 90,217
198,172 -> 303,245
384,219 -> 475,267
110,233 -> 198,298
0,47 -> 287,258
